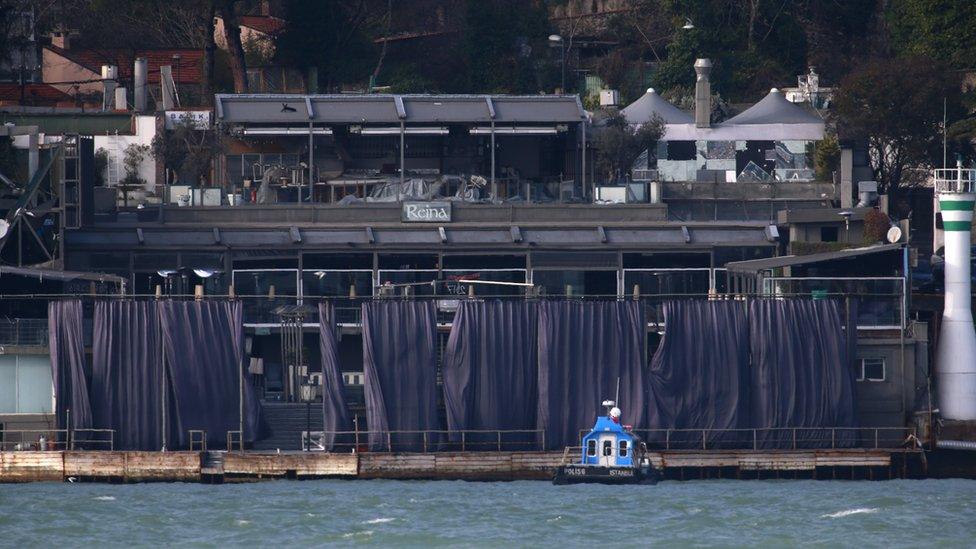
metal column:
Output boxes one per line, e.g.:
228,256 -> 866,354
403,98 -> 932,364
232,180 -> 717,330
306,122 -> 314,203
398,121 -> 405,202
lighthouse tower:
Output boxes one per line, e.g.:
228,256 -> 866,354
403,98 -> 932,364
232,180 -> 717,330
935,164 -> 976,420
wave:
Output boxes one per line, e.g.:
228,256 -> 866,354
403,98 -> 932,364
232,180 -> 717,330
343,530 -> 374,538
94,496 -> 116,501
822,508 -> 879,518
364,518 -> 395,524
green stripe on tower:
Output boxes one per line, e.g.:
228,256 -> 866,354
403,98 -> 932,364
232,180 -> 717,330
943,221 -> 972,231
940,200 -> 975,211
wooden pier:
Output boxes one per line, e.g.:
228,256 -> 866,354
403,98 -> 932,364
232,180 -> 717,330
0,448 -> 923,483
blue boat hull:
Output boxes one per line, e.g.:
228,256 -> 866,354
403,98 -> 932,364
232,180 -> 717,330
553,464 -> 660,485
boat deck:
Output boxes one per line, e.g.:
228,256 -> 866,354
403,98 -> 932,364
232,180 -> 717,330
0,448 -> 923,483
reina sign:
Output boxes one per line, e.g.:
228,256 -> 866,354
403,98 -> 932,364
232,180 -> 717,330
402,201 -> 452,222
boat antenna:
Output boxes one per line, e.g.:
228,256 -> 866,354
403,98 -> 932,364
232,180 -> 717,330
615,377 -> 620,409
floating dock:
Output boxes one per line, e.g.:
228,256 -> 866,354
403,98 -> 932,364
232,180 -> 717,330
0,448 -> 923,483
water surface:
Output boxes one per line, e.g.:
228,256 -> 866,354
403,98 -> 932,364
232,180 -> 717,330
1,479 -> 973,547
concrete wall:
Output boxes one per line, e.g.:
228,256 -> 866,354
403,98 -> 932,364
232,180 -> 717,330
92,115 -> 159,196
855,335 -> 925,428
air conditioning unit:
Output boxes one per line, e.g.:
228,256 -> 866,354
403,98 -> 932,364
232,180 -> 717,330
600,89 -> 620,107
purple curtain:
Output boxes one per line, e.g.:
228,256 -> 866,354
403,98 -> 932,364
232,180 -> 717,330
536,300 -> 647,450
646,300 -> 751,448
48,300 -> 92,437
159,300 -> 261,449
361,301 -> 440,451
748,299 -> 858,448
442,301 -> 538,450
91,301 -> 165,451
318,303 -> 352,450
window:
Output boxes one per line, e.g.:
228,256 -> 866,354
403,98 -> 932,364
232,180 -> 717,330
820,226 -> 839,242
602,440 -> 613,457
0,355 -> 52,414
619,440 -> 629,457
858,357 -> 886,382
586,439 -> 597,457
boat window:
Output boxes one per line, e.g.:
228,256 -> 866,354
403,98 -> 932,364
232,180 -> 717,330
602,440 -> 613,456
619,440 -> 628,457
586,439 -> 597,457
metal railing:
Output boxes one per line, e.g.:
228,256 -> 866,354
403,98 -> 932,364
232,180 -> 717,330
0,428 -> 115,451
933,168 -> 976,194
588,427 -> 919,451
0,318 -> 48,346
315,429 -> 544,453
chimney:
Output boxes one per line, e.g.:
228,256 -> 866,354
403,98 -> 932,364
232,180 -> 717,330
694,58 -> 712,128
51,30 -> 70,50
134,57 -> 148,112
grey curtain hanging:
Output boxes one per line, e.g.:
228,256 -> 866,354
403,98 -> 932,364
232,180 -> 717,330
159,300 -> 261,450
442,300 -> 538,450
48,300 -> 93,441
646,300 -> 751,448
748,298 -> 858,448
318,302 -> 352,451
361,301 -> 440,451
90,301 -> 165,451
536,300 -> 648,450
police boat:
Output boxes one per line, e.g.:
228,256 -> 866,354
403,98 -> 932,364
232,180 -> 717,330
553,400 -> 659,485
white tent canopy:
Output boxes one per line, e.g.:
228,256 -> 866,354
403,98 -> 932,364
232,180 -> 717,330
621,88 -> 693,125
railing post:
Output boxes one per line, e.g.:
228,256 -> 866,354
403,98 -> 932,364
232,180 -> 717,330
387,432 -> 392,452
831,428 -> 836,449
66,408 -> 72,451
423,431 -> 428,453
753,429 -> 758,450
541,430 -> 546,452
666,430 -> 670,451
497,431 -> 502,452
702,429 -> 707,450
874,429 -> 879,449
461,431 -> 466,452
792,428 -> 797,450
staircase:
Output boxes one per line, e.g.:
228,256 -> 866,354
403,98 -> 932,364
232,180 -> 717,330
253,402 -> 324,451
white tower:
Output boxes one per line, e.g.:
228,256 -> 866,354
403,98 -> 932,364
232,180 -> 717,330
935,165 -> 976,420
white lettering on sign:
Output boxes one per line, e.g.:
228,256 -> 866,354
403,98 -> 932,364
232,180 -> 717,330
402,202 -> 452,222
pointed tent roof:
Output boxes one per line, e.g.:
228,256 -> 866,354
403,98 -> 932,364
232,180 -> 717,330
725,88 -> 823,125
621,88 -> 693,125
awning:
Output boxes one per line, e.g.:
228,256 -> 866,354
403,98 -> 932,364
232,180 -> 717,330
215,94 -> 587,125
0,265 -> 126,284
725,243 -> 904,274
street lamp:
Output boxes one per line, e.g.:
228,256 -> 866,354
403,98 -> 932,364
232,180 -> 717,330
549,34 -> 565,92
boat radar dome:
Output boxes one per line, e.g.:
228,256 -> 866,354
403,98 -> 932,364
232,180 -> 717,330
610,407 -> 621,421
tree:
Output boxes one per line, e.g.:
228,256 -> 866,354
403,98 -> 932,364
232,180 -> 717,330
151,118 -> 223,186
888,0 -> 976,70
215,0 -> 251,93
593,110 -> 664,183
458,0 -> 549,93
275,0 -> 385,92
832,56 -> 960,195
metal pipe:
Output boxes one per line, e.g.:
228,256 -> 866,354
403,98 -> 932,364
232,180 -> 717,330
936,439 -> 976,451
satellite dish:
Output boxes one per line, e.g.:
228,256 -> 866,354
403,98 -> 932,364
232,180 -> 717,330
0,219 -> 8,239
887,225 -> 903,243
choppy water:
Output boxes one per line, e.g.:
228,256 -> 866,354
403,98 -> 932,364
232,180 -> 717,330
1,479 -> 973,547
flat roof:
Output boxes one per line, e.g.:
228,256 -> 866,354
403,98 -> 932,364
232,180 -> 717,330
215,94 -> 587,125
725,243 -> 904,274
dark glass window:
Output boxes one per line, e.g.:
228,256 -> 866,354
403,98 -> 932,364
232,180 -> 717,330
586,439 -> 597,457
619,440 -> 628,457
602,440 -> 613,457
820,226 -> 839,242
